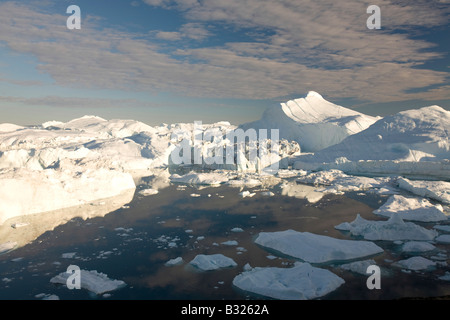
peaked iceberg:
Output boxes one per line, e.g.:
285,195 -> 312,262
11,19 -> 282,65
240,91 -> 378,152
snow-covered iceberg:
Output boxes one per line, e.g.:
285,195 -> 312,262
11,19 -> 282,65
335,213 -> 438,241
293,105 -> 450,179
254,230 -> 383,264
241,91 -> 378,152
232,262 -> 345,300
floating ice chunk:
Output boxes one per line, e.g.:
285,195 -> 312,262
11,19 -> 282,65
401,241 -> 436,253
170,171 -> 230,186
35,293 -> 60,300
189,254 -> 237,271
50,270 -> 126,295
239,191 -> 256,198
434,225 -> 450,233
232,262 -> 345,300
439,272 -> 450,281
221,240 -> 238,246
373,195 -> 447,222
398,178 -> 450,204
231,227 -> 244,233
61,252 -> 77,259
436,234 -> 450,244
255,230 -> 383,264
339,259 -> 377,275
280,182 -> 324,203
393,257 -> 436,271
138,188 -> 159,196
261,191 -> 275,197
335,213 -> 438,241
165,257 -> 184,266
190,193 -> 201,197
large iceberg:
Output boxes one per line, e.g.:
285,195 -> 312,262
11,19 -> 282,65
232,262 -> 345,300
294,105 -> 450,179
241,91 -> 378,152
254,230 -> 383,263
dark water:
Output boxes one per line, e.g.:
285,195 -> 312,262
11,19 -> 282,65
0,181 -> 449,300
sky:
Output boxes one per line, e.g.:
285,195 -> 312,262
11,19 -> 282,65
0,0 -> 449,126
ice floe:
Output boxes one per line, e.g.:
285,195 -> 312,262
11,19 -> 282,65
393,257 -> 437,271
255,230 -> 383,263
189,254 -> 237,271
232,262 -> 345,300
50,269 -> 127,295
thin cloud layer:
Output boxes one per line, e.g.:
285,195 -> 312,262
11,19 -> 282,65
0,1 -> 448,103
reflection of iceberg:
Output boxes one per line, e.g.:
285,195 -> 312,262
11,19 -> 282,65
0,188 -> 135,251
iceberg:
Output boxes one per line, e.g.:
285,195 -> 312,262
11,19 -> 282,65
294,105 -> 450,179
335,214 -> 438,241
189,254 -> 237,271
232,262 -> 345,300
254,230 -> 383,264
397,178 -> 450,204
241,91 -> 378,152
373,195 -> 448,222
50,269 -> 127,295
400,241 -> 436,253
170,171 -> 231,186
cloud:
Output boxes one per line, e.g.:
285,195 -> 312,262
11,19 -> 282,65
0,1 -> 448,104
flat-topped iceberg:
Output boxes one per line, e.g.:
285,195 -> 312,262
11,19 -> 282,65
393,257 -> 436,271
232,262 -> 345,300
254,230 -> 383,264
189,254 -> 237,271
373,195 -> 447,222
335,214 -> 438,241
398,178 -> 450,204
50,269 -> 127,295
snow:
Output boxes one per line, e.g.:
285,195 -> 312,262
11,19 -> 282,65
397,178 -> 450,204
335,213 -> 438,241
293,105 -> 450,180
241,91 -> 378,152
373,195 -> 447,222
401,241 -> 436,253
254,230 -> 383,264
393,257 -> 437,271
232,262 -> 345,300
189,254 -> 237,271
50,269 -> 127,294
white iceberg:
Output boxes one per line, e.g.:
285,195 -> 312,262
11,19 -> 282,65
255,230 -> 383,264
138,188 -> 159,196
189,254 -> 237,271
398,178 -> 450,204
393,257 -> 436,271
241,91 -> 378,152
335,213 -> 438,241
165,257 -> 184,266
434,225 -> 450,233
280,182 -> 324,203
50,269 -> 127,295
373,195 -> 447,222
294,106 -> 450,180
232,262 -> 345,300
